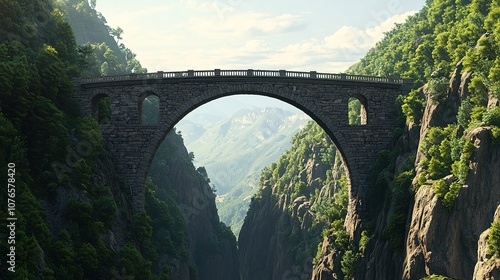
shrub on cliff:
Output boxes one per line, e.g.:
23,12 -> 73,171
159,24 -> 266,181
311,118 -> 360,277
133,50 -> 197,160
488,218 -> 500,258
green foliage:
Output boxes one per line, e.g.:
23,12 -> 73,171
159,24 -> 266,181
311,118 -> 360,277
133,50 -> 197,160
54,0 -> 147,75
492,126 -> 500,142
51,231 -> 83,279
420,125 -> 462,180
255,121 -> 338,201
359,230 -> 371,252
145,178 -> 186,257
433,179 -> 449,200
385,213 -> 408,253
92,194 -> 117,228
341,249 -> 360,279
77,243 -> 99,275
366,149 -> 396,214
427,76 -> 449,103
341,0 -> 500,275
348,97 -> 363,125
444,182 -> 461,208
402,90 -> 425,124
433,180 -> 461,209
132,212 -> 153,241
487,218 -> 500,258
451,139 -> 473,183
196,166 -> 211,184
249,121 -> 346,276
457,100 -> 472,128
0,0 -> 155,279
384,170 -> 413,253
470,105 -> 488,127
119,243 -> 153,280
96,96 -> 111,124
483,106 -> 500,126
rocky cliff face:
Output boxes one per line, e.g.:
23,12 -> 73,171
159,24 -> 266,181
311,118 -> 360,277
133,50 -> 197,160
401,61 -> 500,279
148,131 -> 240,280
474,206 -> 500,279
240,60 -> 500,280
239,123 -> 346,280
403,125 -> 500,279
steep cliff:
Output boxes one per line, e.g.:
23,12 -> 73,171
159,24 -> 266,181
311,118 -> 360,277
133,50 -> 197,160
334,0 -> 500,278
399,60 -> 499,279
241,1 -> 500,279
148,130 -> 240,280
239,122 -> 348,280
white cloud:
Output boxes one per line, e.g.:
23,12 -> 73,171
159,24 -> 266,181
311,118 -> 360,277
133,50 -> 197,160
188,11 -> 305,38
127,6 -> 416,73
254,11 -> 417,72
324,26 -> 367,50
324,11 -> 415,51
239,40 -> 271,52
106,4 -> 173,23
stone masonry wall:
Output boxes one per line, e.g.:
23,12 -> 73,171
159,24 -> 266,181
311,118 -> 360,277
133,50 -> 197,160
73,76 -> 406,213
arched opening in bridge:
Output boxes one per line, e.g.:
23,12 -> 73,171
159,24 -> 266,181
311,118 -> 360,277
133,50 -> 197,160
139,93 -> 160,125
348,95 -> 367,125
91,94 -> 111,124
146,94 -> 351,239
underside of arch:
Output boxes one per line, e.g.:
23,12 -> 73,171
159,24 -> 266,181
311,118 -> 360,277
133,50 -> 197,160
141,86 -> 359,203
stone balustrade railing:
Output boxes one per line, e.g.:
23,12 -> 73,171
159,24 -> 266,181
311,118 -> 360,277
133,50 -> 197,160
76,69 -> 412,85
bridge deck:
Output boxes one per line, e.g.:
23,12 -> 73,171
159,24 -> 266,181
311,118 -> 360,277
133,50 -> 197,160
76,69 -> 413,86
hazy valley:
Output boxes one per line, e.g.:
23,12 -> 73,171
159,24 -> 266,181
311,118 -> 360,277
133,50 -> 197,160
177,104 -> 310,236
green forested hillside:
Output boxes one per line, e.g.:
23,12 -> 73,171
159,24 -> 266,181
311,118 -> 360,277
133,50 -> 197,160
55,0 -> 147,76
349,0 -> 500,209
342,0 -> 500,278
0,0 -> 236,279
350,0 -> 500,127
242,0 -> 500,279
1,0 -> 110,277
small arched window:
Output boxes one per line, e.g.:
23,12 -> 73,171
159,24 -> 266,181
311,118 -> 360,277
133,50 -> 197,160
139,94 -> 160,125
348,95 -> 367,125
91,94 -> 111,124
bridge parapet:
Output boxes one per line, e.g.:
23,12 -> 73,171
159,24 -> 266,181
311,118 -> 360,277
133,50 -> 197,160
76,69 -> 413,87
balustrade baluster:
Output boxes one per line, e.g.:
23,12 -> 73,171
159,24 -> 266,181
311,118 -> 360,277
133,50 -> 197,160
76,69 -> 409,87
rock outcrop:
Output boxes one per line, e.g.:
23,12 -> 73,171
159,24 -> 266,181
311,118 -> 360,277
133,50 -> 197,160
402,58 -> 500,279
474,206 -> 500,279
149,133 -> 240,280
239,126 -> 343,280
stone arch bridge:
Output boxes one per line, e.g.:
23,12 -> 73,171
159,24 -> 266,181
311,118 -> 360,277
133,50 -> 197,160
73,69 -> 412,213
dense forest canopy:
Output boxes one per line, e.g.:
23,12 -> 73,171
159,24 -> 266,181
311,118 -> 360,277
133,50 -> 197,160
0,0 -> 192,279
244,0 -> 500,278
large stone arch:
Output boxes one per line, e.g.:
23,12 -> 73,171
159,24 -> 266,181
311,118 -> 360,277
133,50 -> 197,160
73,71 -> 410,213
137,84 -> 360,213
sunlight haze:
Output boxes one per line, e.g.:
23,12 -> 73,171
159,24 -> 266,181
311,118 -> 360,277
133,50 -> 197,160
95,0 -> 426,72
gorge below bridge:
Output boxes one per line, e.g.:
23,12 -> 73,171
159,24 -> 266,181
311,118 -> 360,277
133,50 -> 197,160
73,69 -> 413,213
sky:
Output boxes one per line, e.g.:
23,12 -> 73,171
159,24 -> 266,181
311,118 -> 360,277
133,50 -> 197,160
95,0 -> 427,117
96,0 -> 427,73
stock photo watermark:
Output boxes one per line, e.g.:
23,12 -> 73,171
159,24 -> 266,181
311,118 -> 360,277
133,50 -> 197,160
6,163 -> 17,273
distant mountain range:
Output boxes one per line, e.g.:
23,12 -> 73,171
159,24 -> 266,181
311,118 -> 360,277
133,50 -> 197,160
176,105 -> 310,236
